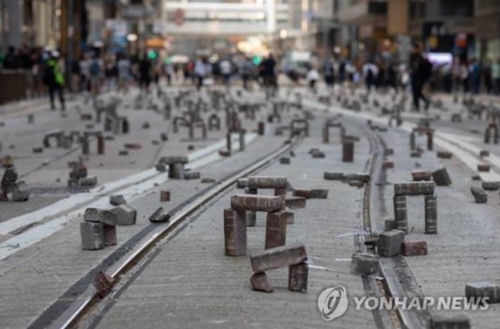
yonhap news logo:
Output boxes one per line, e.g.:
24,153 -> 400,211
317,286 -> 349,321
317,286 -> 490,322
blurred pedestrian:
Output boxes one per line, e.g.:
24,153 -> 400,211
220,57 -> 232,88
493,58 -> 500,94
483,60 -> 493,94
241,57 -> 254,90
42,51 -> 65,111
117,53 -> 132,93
3,46 -> 18,69
469,58 -> 481,94
139,54 -> 152,93
89,55 -> 103,100
362,60 -> 378,92
194,56 -> 208,91
306,65 -> 320,94
409,43 -> 431,111
323,57 -> 335,90
104,58 -> 118,92
261,53 -> 277,99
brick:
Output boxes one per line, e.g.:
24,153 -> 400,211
285,211 -> 294,224
265,211 -> 287,249
93,271 -> 115,298
159,156 -> 188,164
184,171 -> 200,180
470,187 -> 487,203
149,207 -> 170,223
425,194 -> 438,234
155,163 -> 167,172
342,140 -> 354,162
118,150 -> 129,156
280,157 -> 290,164
293,189 -> 328,199
103,226 -> 117,246
248,176 -> 287,189
224,208 -> 246,256
411,170 -> 432,181
79,175 -> 98,187
383,161 -> 394,169
348,180 -> 364,188
236,178 -> 248,188
250,272 -> 273,293
480,150 -> 490,157
285,197 -> 306,209
250,243 -> 307,273
344,173 -> 370,183
394,182 -> 435,196
109,195 -> 126,206
324,172 -> 345,181
288,263 -> 308,292
401,241 -> 428,256
201,178 -> 216,184
219,149 -> 231,157
378,230 -> 405,257
384,149 -> 394,156
482,181 -> 500,191
111,204 -> 137,226
160,190 -> 170,202
432,167 -> 452,186
430,313 -> 470,329
32,147 -> 43,153
80,221 -> 104,250
410,151 -> 422,158
393,195 -> 408,233
312,151 -> 325,158
124,143 -> 141,150
350,252 -> 380,275
84,208 -> 117,226
478,164 -> 490,172
230,195 -> 283,212
465,282 -> 500,303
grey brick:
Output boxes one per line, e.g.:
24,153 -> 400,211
250,243 -> 307,273
80,221 -> 104,250
378,230 -> 405,257
350,252 -> 380,275
111,204 -> 137,225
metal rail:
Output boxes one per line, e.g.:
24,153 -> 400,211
48,137 -> 300,329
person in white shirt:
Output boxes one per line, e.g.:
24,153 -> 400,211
306,65 -> 320,94
220,58 -> 232,87
194,57 -> 208,90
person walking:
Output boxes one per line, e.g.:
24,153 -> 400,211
409,43 -> 431,111
323,57 -> 335,91
493,58 -> 500,94
43,51 -> 65,111
194,57 -> 208,91
306,65 -> 320,94
241,57 -> 254,90
220,57 -> 232,88
261,53 -> 277,99
138,54 -> 152,93
117,54 -> 132,93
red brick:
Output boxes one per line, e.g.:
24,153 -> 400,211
401,241 -> 428,256
478,164 -> 490,172
160,190 -> 170,202
93,271 -> 115,298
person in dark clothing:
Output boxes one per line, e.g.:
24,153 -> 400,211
261,53 -> 277,99
3,46 -> 19,69
139,55 -> 152,92
409,43 -> 431,111
43,51 -> 65,111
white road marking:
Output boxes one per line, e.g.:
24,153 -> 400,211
0,133 -> 257,260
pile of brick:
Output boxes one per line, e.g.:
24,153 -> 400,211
68,160 -> 97,187
0,157 -> 29,202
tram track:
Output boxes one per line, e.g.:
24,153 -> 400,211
30,134 -> 302,329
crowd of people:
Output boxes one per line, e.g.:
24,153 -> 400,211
1,44 -> 500,112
